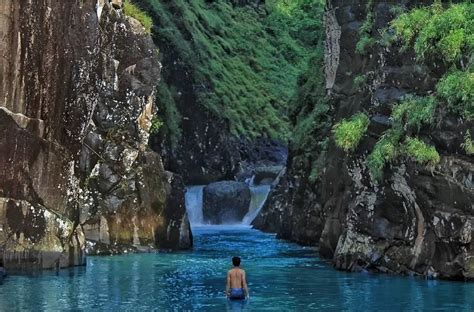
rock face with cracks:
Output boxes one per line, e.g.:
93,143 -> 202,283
0,0 -> 191,270
255,0 -> 474,280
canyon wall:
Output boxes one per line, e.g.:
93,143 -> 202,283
255,0 -> 474,280
0,0 -> 191,270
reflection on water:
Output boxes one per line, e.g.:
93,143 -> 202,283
1,226 -> 474,311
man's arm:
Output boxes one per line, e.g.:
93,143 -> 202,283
242,270 -> 249,298
226,271 -> 231,297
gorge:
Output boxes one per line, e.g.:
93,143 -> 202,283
0,0 -> 473,310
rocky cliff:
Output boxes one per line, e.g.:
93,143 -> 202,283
0,0 -> 191,271
255,0 -> 474,280
140,0 -> 323,184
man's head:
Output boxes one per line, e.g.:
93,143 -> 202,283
232,256 -> 241,267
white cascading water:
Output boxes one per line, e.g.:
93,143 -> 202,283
184,184 -> 271,226
242,185 -> 271,225
184,186 -> 205,225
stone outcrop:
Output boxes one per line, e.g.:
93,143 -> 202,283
203,181 -> 251,224
255,0 -> 474,280
0,0 -> 191,270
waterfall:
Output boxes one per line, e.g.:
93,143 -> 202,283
184,186 -> 205,226
242,185 -> 271,225
185,184 -> 271,226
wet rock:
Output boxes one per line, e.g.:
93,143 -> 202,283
203,181 -> 251,224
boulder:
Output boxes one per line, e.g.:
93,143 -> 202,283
203,181 -> 251,224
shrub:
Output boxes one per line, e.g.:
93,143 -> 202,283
367,128 -> 402,179
391,95 -> 437,131
149,116 -> 163,135
356,36 -> 376,54
353,74 -> 368,89
333,113 -> 370,152
392,3 -> 473,63
355,0 -> 375,55
461,130 -> 474,155
123,0 -> 153,33
436,70 -> 474,120
404,137 -> 440,166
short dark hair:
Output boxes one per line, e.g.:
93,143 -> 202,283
232,256 -> 241,267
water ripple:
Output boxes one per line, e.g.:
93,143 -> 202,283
0,227 -> 474,311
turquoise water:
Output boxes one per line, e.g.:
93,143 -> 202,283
1,226 -> 474,311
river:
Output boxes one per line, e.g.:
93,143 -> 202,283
1,225 -> 474,311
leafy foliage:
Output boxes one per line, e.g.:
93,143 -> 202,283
391,95 -> 437,131
404,137 -> 440,166
392,2 -> 473,63
123,0 -> 153,33
353,74 -> 367,89
367,128 -> 402,179
150,116 -> 164,135
290,49 -> 331,183
436,69 -> 474,120
333,113 -> 370,152
462,130 -> 474,155
356,0 -> 375,54
155,83 -> 182,149
140,0 -> 325,140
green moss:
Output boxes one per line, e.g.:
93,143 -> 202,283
333,113 -> 370,152
436,69 -> 474,120
404,137 -> 440,166
123,0 -> 153,33
461,130 -> 474,155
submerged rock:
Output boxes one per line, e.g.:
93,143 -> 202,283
203,181 -> 251,224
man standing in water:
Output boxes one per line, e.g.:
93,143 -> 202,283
226,256 -> 249,300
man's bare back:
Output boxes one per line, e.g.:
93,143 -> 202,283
228,267 -> 245,289
226,257 -> 249,299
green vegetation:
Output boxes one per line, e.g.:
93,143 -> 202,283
123,0 -> 153,33
290,50 -> 330,183
333,113 -> 370,152
353,74 -> 368,89
367,128 -> 402,179
356,0 -> 375,54
462,130 -> 474,155
138,0 -> 324,141
391,2 -> 473,63
436,69 -> 474,120
404,137 -> 440,166
155,83 -> 182,149
391,96 -> 437,131
149,116 -> 164,135
367,95 -> 439,179
363,1 -> 473,180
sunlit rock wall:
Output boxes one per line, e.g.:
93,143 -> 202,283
0,0 -> 191,270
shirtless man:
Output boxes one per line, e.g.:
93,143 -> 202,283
226,256 -> 249,300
